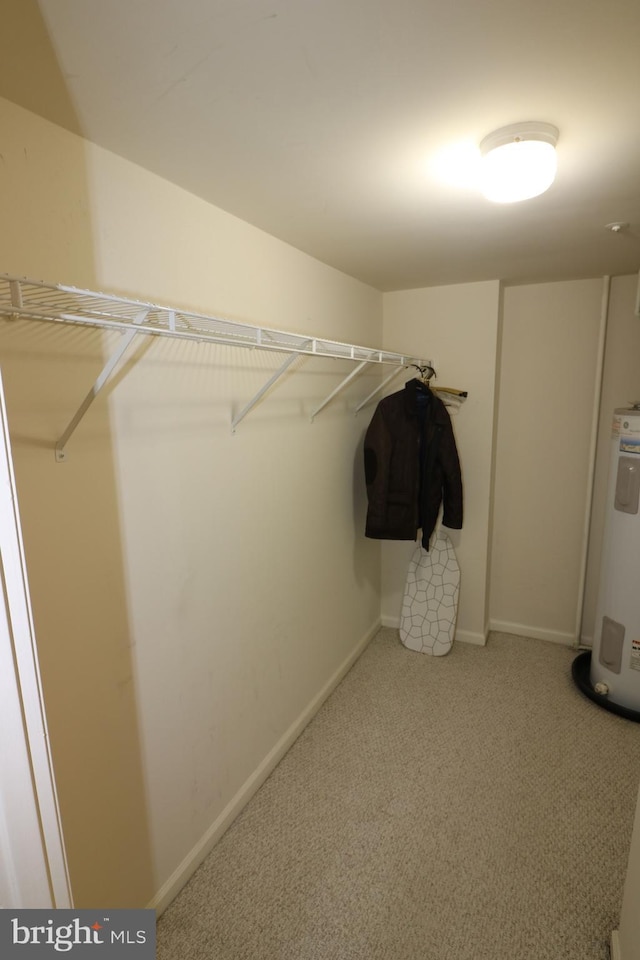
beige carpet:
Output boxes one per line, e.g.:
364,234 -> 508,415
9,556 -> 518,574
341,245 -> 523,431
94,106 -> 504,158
157,628 -> 640,959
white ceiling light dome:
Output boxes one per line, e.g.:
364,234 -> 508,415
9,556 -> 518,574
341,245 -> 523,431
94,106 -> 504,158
479,122 -> 559,203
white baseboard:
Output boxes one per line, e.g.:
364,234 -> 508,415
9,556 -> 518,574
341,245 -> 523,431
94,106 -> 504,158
611,929 -> 622,960
381,616 -> 487,647
455,628 -> 487,646
148,619 -> 381,915
381,615 -> 400,629
384,613 -> 575,649
489,619 -> 576,648
381,614 -> 399,629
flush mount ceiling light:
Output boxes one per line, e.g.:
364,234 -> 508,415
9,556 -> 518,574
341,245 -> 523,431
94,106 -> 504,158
479,122 -> 559,203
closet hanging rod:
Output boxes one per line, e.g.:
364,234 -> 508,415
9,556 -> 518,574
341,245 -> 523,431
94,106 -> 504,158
0,275 -> 428,368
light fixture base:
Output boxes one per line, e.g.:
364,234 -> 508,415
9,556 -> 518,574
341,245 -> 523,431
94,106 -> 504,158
479,121 -> 559,156
605,222 -> 630,233
479,121 -> 559,203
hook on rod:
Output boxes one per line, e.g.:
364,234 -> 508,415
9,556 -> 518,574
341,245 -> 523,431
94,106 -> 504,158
411,363 -> 436,383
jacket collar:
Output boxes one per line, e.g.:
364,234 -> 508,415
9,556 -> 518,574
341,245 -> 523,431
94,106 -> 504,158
403,378 -> 448,421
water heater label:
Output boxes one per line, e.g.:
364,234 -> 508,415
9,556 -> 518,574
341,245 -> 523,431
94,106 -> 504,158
631,639 -> 640,672
620,417 -> 640,455
612,415 -> 621,438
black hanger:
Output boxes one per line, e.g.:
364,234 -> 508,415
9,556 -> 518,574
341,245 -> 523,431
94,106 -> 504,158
411,364 -> 436,390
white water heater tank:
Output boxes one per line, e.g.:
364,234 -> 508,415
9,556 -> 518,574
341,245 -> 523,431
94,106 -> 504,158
591,405 -> 640,710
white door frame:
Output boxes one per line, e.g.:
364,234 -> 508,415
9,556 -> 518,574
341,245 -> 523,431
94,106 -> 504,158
0,369 -> 72,908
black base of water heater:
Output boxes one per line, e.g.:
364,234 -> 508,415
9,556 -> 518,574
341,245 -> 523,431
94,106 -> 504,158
572,651 -> 640,723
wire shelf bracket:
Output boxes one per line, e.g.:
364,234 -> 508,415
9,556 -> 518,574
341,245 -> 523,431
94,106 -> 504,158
54,308 -> 150,462
0,274 -> 430,458
231,341 -> 312,433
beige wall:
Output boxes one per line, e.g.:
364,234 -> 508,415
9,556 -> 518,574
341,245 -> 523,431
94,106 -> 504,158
490,279 -> 604,644
380,276 -> 634,651
0,96 -> 383,908
380,281 -> 501,644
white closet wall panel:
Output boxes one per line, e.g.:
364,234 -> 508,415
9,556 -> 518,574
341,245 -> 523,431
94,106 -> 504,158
490,279 -> 603,644
0,96 -> 383,909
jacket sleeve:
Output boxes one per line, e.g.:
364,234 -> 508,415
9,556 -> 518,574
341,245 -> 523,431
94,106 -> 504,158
363,401 -> 392,537
439,410 -> 463,530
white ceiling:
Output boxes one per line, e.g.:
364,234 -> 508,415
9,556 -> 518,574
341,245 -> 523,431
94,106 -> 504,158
3,0 -> 640,291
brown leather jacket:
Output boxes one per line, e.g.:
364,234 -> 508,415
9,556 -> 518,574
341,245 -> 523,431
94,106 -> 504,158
364,379 -> 463,549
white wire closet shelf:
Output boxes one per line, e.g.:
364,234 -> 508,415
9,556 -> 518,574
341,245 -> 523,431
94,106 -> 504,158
0,274 -> 432,459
